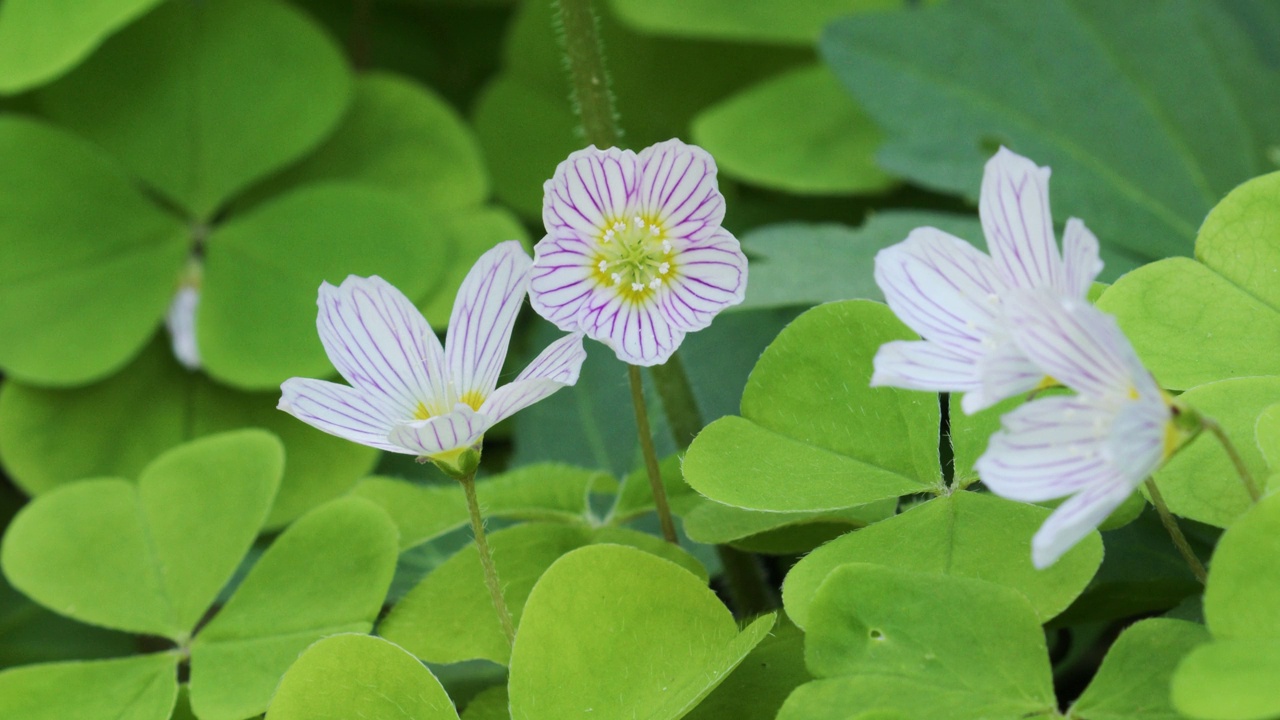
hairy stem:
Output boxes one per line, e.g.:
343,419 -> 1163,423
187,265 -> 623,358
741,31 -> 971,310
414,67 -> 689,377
629,365 -> 679,543
1144,478 -> 1208,585
1202,416 -> 1262,502
554,0 -> 621,148
459,472 -> 516,646
651,353 -> 704,449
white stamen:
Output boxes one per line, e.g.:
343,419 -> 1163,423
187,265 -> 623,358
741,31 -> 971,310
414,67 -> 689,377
649,224 -> 660,235
633,216 -> 644,227
613,221 -> 626,231
662,240 -> 672,253
603,229 -> 614,242
659,262 -> 670,274
610,272 -> 622,285
631,282 -> 644,292
649,278 -> 662,289
598,260 -> 608,272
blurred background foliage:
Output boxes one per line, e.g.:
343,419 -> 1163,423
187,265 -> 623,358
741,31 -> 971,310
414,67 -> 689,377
0,0 -> 1277,715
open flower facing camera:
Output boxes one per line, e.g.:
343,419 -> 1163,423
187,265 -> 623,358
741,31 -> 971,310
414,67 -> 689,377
529,139 -> 747,366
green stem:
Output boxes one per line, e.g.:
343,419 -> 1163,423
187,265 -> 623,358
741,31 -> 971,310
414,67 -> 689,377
554,0 -> 621,148
629,365 -> 679,543
1202,416 -> 1262,502
651,353 -> 704,449
458,472 -> 516,646
716,545 -> 773,616
1144,478 -> 1208,585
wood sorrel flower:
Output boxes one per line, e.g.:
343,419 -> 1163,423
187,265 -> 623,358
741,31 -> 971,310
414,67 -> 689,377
278,241 -> 586,476
528,139 -> 748,366
871,147 -> 1105,413
976,291 -> 1198,568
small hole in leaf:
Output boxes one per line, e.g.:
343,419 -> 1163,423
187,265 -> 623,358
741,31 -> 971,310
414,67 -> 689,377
869,629 -> 884,640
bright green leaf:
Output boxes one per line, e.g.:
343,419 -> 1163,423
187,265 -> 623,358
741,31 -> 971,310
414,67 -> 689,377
508,544 -> 773,720
1173,640 -> 1280,720
802,564 -> 1055,718
782,492 -> 1101,627
681,497 -> 894,550
247,72 -> 487,214
0,116 -> 188,386
0,338 -> 377,527
1,430 -> 281,638
1203,493 -> 1280,639
39,0 -> 351,217
266,634 -> 460,720
608,0 -> 900,44
692,65 -> 892,195
0,0 -> 165,94
380,522 -> 707,666
0,653 -> 177,720
0,576 -> 135,669
1099,171 -> 1280,389
821,0 -> 1280,260
1069,618 -> 1209,720
684,301 -> 940,512
354,464 -> 608,550
201,184 -> 439,390
1152,376 -> 1280,528
1098,259 -> 1280,391
188,497 -> 399,720
685,621 -> 811,720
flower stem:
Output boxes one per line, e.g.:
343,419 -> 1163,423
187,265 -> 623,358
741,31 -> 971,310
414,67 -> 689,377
554,0 -> 621,148
1201,415 -> 1262,502
629,365 -> 679,543
1143,477 -> 1208,585
458,471 -> 516,646
651,353 -> 704,448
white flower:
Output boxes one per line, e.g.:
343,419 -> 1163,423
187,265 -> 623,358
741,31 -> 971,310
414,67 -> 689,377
871,147 -> 1104,413
976,291 -> 1192,568
528,139 -> 748,366
278,241 -> 586,475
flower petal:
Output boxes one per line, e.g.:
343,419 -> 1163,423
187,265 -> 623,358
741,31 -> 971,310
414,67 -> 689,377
529,235 -> 597,332
1062,218 -> 1104,300
871,340 -> 979,392
165,286 -> 201,370
659,229 -> 747,332
542,145 -> 638,244
583,290 -> 681,366
317,275 -> 447,417
1032,474 -> 1133,569
1107,392 -> 1169,482
1004,291 -> 1147,398
481,333 -> 586,424
279,378 -> 407,453
964,334 -> 1044,414
873,227 -> 1011,358
636,139 -> 725,243
976,395 -> 1118,503
979,147 -> 1065,292
444,241 -> 532,403
388,404 -> 490,457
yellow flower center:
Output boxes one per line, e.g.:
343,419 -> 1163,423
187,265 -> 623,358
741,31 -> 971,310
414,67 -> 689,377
458,390 -> 486,412
591,214 -> 676,303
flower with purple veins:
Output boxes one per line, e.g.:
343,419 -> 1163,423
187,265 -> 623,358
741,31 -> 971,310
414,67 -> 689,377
871,146 -> 1105,413
278,240 -> 586,476
976,290 -> 1197,568
528,139 -> 748,366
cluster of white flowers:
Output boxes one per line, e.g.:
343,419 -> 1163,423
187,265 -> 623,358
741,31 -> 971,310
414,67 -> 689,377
873,148 -> 1192,568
